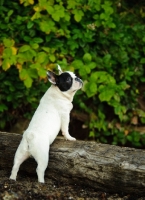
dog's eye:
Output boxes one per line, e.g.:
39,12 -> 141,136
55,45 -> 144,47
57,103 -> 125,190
66,77 -> 71,83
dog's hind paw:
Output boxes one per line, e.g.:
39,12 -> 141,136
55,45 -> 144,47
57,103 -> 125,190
9,175 -> 16,181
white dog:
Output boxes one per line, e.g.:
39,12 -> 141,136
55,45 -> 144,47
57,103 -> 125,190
10,65 -> 83,183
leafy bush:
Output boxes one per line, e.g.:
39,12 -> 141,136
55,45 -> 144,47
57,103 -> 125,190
0,0 -> 145,147
0,66 -> 48,130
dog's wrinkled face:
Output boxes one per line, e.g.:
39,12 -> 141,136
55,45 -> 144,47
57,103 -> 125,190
47,66 -> 83,92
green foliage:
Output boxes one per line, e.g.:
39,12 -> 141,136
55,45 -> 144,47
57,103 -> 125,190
0,67 -> 48,130
0,0 -> 145,147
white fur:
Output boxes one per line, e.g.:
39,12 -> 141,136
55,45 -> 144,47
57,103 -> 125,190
10,73 -> 82,183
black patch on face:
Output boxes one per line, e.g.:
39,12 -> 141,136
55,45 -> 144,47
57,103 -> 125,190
56,72 -> 73,92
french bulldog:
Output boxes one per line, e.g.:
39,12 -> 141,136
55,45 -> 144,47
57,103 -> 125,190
10,65 -> 83,183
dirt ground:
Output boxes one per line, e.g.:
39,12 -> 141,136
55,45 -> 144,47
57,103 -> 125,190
0,170 -> 144,200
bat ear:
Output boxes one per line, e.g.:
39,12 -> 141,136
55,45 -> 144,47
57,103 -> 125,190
57,64 -> 63,75
47,71 -> 57,84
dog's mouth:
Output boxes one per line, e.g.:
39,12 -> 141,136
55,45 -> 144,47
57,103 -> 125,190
72,81 -> 83,93
77,80 -> 83,90
79,82 -> 83,90
79,80 -> 83,88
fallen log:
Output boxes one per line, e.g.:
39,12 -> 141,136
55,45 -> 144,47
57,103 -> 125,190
0,131 -> 145,195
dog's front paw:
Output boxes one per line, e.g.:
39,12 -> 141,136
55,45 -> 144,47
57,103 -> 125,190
63,133 -> 76,141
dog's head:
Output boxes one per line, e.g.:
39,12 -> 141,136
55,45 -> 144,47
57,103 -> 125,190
47,65 -> 83,93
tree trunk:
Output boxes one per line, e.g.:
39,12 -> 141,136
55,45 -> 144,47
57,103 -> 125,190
0,131 -> 145,195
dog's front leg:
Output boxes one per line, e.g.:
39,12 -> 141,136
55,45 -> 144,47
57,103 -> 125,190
61,113 -> 76,141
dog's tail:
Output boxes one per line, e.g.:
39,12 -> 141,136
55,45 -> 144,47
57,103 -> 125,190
23,131 -> 34,152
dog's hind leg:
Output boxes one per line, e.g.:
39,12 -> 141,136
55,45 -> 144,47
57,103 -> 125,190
10,138 -> 30,181
33,145 -> 49,183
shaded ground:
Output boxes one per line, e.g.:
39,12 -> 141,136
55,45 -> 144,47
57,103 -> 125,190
0,170 -> 144,200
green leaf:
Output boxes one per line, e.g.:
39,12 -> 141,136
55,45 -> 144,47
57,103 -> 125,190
28,68 -> 38,78
79,66 -> 90,76
31,12 -> 41,20
100,13 -> 107,20
31,43 -> 39,49
19,69 -> 28,80
33,37 -> 44,43
90,71 -> 116,84
72,59 -> 84,69
27,21 -> 34,29
19,69 -> 33,88
49,54 -> 56,62
0,104 -> 8,112
103,54 -> 111,64
42,47 -> 50,53
73,10 -> 84,22
127,135 -> 132,142
19,45 -> 30,52
134,134 -> 140,142
108,22 -> 116,28
67,0 -> 78,9
88,62 -> 96,69
35,52 -> 47,63
46,5 -> 54,14
90,71 -> 106,81
4,80 -> 11,86
84,82 -> 97,97
8,10 -> 14,17
2,48 -> 12,58
51,5 -> 65,22
37,68 -> 47,78
114,105 -> 126,120
89,82 -> 97,94
24,76 -> 33,88
39,0 -> 48,6
30,63 -> 41,69
17,50 -> 36,62
39,20 -> 55,33
89,131 -> 95,137
83,53 -> 92,63
64,12 -> 70,21
3,38 -> 15,47
140,58 -> 145,64
2,59 -> 11,70
67,39 -> 79,50
99,89 -> 115,102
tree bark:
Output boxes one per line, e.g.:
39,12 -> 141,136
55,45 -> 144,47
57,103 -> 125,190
0,131 -> 145,195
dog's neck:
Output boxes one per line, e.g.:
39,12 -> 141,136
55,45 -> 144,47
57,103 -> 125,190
49,85 -> 76,102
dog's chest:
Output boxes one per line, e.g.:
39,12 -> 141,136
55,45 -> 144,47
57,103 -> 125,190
41,87 -> 73,112
56,100 -> 73,113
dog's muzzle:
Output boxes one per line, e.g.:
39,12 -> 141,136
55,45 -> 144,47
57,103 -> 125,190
75,77 -> 83,87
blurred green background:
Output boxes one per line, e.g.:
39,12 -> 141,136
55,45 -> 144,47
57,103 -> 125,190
0,0 -> 145,147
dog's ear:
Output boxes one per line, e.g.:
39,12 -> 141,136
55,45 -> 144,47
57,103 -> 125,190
57,64 -> 63,75
47,71 -> 57,84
